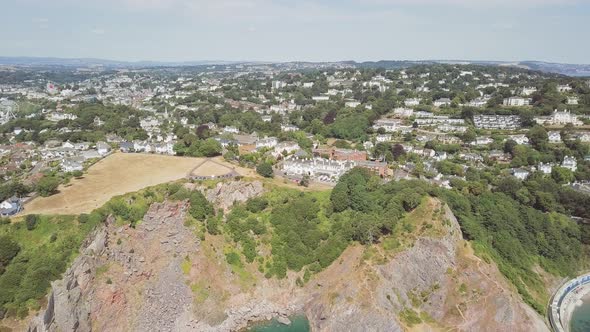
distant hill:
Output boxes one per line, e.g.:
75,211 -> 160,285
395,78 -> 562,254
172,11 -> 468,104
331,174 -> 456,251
349,60 -> 590,77
0,57 -> 238,68
0,56 -> 589,77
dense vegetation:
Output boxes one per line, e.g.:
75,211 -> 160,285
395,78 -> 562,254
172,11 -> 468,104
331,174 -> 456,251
1,165 -> 588,318
214,169 -> 432,281
0,215 -> 100,318
439,189 -> 584,312
0,182 -> 196,319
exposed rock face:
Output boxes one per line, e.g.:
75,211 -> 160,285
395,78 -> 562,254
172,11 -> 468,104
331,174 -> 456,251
302,199 -> 549,332
27,191 -> 549,332
28,219 -> 110,332
188,180 -> 264,211
28,201 -> 195,332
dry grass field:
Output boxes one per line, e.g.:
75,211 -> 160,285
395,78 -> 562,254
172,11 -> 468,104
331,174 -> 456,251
22,153 -> 212,215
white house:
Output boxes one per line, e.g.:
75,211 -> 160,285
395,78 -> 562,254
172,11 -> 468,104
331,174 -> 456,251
404,98 -> 420,107
507,134 -> 529,145
73,142 -> 91,150
375,134 -> 392,143
562,156 -> 577,172
312,96 -> 330,102
538,163 -> 553,174
512,168 -> 530,180
223,126 -> 239,134
471,137 -> 493,146
96,141 -> 111,155
345,100 -> 361,108
503,97 -> 531,106
433,98 -> 451,107
373,119 -> 403,133
548,131 -> 562,143
273,141 -> 300,157
393,108 -> 414,118
281,124 -> 299,132
0,197 -> 21,216
256,137 -> 279,149
521,87 -> 537,96
61,159 -> 83,172
434,151 -> 448,161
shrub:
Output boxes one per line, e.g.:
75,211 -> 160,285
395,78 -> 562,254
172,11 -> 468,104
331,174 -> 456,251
25,215 -> 39,231
256,162 -> 274,178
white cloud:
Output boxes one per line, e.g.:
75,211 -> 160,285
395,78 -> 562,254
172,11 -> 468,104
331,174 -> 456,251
91,28 -> 106,35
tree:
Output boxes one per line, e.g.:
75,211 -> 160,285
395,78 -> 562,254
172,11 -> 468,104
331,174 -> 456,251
402,192 -> 422,211
528,125 -> 548,150
25,214 -> 39,231
392,144 -> 406,161
330,182 -> 350,212
72,170 -> 83,178
551,167 -> 574,184
0,235 -> 20,267
299,174 -> 310,187
198,138 -> 222,157
462,128 -> 476,143
36,176 -> 60,197
256,162 -> 274,178
504,139 -> 517,154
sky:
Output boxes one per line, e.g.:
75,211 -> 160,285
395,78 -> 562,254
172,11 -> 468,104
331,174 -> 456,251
0,0 -> 589,64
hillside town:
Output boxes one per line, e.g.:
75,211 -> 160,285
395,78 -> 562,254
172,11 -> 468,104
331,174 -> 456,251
1,63 -> 590,215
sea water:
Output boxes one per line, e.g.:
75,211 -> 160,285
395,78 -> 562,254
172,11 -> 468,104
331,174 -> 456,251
570,298 -> 590,332
246,315 -> 310,332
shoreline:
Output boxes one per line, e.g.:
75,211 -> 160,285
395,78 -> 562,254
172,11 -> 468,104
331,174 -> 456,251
559,281 -> 590,331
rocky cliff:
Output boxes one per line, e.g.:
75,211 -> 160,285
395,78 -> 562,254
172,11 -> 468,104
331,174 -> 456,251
27,183 -> 549,332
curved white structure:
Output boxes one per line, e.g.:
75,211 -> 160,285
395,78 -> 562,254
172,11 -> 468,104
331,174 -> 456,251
549,273 -> 590,332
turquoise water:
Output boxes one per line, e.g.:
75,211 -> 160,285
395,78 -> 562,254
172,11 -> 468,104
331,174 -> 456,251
246,315 -> 310,332
570,300 -> 590,332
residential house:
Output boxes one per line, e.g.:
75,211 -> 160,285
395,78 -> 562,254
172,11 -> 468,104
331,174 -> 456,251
507,134 -> 529,145
404,98 -> 420,107
548,131 -> 562,143
562,156 -> 577,172
503,97 -> 531,106
521,87 -> 537,96
538,163 -> 553,174
473,115 -> 521,130
256,137 -> 279,150
281,124 -> 299,132
471,137 -> 493,146
312,95 -> 330,102
393,108 -> 414,118
0,197 -> 21,216
376,134 -> 392,143
97,142 -> 111,156
535,110 -> 582,126
511,168 -> 530,180
373,119 -> 405,132
119,141 -> 134,153
61,158 -> 83,172
273,141 -> 300,157
345,100 -> 361,108
433,98 -> 451,107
